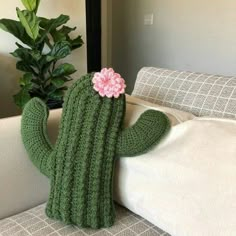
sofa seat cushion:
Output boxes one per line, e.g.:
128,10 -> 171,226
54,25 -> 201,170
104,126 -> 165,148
0,203 -> 170,236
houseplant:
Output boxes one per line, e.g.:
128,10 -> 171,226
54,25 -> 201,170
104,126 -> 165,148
0,0 -> 83,109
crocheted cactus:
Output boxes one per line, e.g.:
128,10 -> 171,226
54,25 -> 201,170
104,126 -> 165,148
21,73 -> 170,229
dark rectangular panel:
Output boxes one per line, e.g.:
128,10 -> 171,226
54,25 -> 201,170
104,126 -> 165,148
86,0 -> 102,72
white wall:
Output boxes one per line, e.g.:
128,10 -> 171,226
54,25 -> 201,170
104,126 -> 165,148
0,0 -> 87,118
112,0 -> 236,93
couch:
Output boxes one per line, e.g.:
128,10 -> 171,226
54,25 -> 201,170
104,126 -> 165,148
0,67 -> 235,236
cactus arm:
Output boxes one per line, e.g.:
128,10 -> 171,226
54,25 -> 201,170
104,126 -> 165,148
21,97 -> 53,178
116,110 -> 170,158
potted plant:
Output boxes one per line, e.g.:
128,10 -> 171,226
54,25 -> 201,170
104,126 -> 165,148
0,0 -> 83,109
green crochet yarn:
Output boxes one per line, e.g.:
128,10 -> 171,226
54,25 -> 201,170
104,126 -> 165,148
21,73 -> 170,229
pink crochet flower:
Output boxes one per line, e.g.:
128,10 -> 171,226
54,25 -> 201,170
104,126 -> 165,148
92,68 -> 126,98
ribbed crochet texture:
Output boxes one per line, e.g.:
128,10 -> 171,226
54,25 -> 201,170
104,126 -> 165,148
21,73 -> 170,229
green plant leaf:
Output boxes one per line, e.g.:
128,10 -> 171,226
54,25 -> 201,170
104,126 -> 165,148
13,88 -> 31,109
68,35 -> 84,50
50,25 -> 76,43
11,48 -> 41,67
45,55 -> 55,62
60,26 -> 76,34
21,0 -> 37,11
50,30 -> 66,42
50,26 -> 83,50
21,0 -> 40,13
39,15 -> 69,38
20,73 -> 33,87
45,84 -> 56,93
16,8 -> 40,40
51,77 -> 66,88
39,15 -> 69,31
11,48 -> 29,59
38,15 -> 70,43
16,61 -> 37,75
12,48 -> 30,59
50,41 -> 71,59
49,89 -> 64,99
35,0 -> 41,13
31,50 -> 41,60
16,61 -> 31,72
31,78 -> 42,86
37,54 -> 55,73
0,19 -> 33,45
52,63 -> 76,77
40,59 -> 54,74
43,35 -> 52,49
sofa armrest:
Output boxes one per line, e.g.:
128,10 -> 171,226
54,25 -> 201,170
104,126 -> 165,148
0,109 -> 61,219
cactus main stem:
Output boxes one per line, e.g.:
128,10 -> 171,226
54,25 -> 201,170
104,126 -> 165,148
45,75 -> 125,228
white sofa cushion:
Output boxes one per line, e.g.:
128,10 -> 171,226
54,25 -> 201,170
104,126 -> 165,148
115,96 -> 236,236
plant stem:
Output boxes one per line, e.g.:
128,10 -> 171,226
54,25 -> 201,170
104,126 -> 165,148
52,61 -> 56,72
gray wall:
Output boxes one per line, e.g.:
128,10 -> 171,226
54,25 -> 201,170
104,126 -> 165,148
111,0 -> 236,93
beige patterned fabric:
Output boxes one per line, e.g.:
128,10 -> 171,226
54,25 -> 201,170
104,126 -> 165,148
0,204 -> 170,236
132,67 -> 236,119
